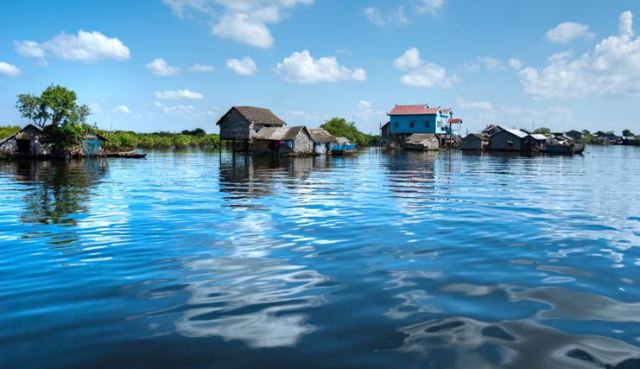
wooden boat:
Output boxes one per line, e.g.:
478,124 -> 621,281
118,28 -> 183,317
543,143 -> 585,155
104,151 -> 147,158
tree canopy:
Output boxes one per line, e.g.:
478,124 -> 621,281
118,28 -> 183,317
533,127 -> 551,135
16,85 -> 90,128
622,129 -> 635,137
320,117 -> 372,146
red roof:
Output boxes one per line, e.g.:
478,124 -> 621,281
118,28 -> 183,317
388,104 -> 439,116
441,108 -> 451,114
448,118 -> 463,124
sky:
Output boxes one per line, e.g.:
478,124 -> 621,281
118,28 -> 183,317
1,0 -> 640,135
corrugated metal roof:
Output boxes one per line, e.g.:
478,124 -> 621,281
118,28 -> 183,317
501,128 -> 528,139
254,126 -> 309,141
528,134 -> 548,141
335,137 -> 350,144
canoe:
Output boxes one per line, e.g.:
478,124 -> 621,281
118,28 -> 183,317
104,151 -> 147,158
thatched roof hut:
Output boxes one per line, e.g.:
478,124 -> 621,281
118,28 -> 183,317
308,128 -> 336,144
216,106 -> 287,141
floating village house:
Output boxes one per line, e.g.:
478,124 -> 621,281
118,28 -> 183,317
252,126 -> 314,156
489,127 -> 529,152
308,128 -> 336,154
461,133 -> 489,151
385,104 -> 457,138
216,106 -> 288,152
0,124 -> 50,157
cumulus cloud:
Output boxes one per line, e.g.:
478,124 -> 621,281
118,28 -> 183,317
155,89 -> 204,100
115,105 -> 131,114
393,47 -> 423,70
15,31 -> 130,64
146,58 -> 180,76
163,0 -> 313,48
226,57 -> 257,76
190,63 -> 214,72
276,50 -> 366,83
520,11 -> 640,99
394,48 -> 457,88
0,61 -> 21,77
546,22 -> 595,43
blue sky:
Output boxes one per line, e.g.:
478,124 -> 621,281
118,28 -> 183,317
1,0 -> 639,134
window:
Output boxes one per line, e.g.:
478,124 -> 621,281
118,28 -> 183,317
425,122 -> 429,128
395,122 -> 398,128
410,122 -> 415,128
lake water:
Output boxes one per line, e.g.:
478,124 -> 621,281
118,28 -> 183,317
1,146 -> 640,369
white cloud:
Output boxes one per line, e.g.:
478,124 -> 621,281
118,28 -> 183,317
393,47 -> 423,70
146,58 -> 180,76
364,7 -> 385,26
15,31 -> 130,64
416,0 -> 444,15
520,11 -> 640,99
190,63 -> 214,72
154,101 -> 195,114
546,22 -> 595,43
115,105 -> 131,114
276,50 -> 366,83
508,58 -> 523,70
457,99 -> 493,111
394,48 -> 457,88
0,62 -> 21,77
163,0 -> 313,48
226,57 -> 257,76
155,89 -> 204,100
462,57 -> 504,73
354,100 -> 386,131
89,103 -> 102,113
14,41 -> 47,65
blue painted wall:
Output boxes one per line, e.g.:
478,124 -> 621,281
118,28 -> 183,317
389,111 -> 452,135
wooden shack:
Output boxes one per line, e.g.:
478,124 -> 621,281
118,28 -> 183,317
404,134 -> 440,151
252,126 -> 313,156
489,128 -> 527,152
216,106 -> 287,151
461,133 -> 489,151
522,133 -> 548,152
0,124 -> 51,157
308,128 -> 336,154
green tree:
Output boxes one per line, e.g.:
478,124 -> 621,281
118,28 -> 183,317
320,117 -> 372,146
622,129 -> 635,137
16,85 -> 90,129
533,127 -> 551,135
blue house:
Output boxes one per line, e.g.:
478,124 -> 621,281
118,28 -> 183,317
387,104 -> 456,136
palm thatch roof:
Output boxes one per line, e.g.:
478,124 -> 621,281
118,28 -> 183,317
254,126 -> 310,141
308,128 -> 336,144
217,106 -> 287,126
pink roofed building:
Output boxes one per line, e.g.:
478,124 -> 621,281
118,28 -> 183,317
385,104 -> 460,137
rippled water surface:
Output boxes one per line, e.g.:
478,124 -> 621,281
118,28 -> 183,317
2,146 -> 640,369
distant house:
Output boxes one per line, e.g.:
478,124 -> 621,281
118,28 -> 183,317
308,128 -> 336,154
489,127 -> 528,151
380,122 -> 390,139
461,133 -> 489,151
252,126 -> 313,156
565,130 -> 584,141
404,134 -> 440,151
216,106 -> 287,143
0,124 -> 51,157
387,104 -> 456,136
522,133 -> 548,152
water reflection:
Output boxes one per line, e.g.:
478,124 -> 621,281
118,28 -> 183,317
0,160 -> 108,226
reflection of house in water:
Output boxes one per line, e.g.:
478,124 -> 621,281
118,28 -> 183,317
219,155 -> 332,201
0,159 -> 108,225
